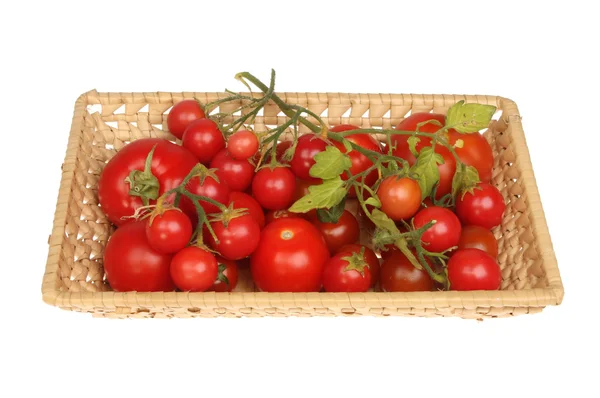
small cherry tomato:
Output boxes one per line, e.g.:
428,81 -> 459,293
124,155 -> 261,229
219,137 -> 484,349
455,183 -> 505,229
413,206 -> 462,253
181,118 -> 225,164
210,149 -> 255,192
290,134 -> 328,181
447,248 -> 501,291
377,176 -> 422,221
182,174 -> 230,217
229,191 -> 265,228
170,247 -> 219,292
323,251 -> 372,292
458,225 -> 498,258
379,251 -> 434,292
311,210 -> 360,254
252,167 -> 297,210
228,130 -> 259,160
167,100 -> 205,139
337,244 -> 380,287
207,214 -> 261,260
145,209 -> 193,254
209,257 -> 239,292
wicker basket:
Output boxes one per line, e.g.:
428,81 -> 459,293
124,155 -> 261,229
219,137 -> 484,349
41,90 -> 564,318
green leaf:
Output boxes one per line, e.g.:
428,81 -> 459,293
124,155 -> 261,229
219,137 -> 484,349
370,209 -> 400,235
316,196 -> 347,223
407,136 -> 420,157
451,163 -> 481,198
410,147 -> 444,200
309,146 -> 352,179
364,196 -> 381,208
289,177 -> 346,213
446,101 -> 496,134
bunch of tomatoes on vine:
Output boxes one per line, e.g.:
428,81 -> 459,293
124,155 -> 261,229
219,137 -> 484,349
98,70 -> 506,294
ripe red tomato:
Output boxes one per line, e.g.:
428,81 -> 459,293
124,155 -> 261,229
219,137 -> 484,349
458,225 -> 498,258
182,174 -> 230,217
413,206 -> 462,253
293,178 -> 321,202
209,257 -> 239,292
207,214 -> 260,260
265,209 -> 301,224
210,149 -> 255,192
337,244 -> 380,287
276,140 -> 293,163
250,218 -> 330,292
167,100 -> 206,140
290,134 -> 328,181
181,118 -> 225,164
379,251 -> 434,292
455,183 -> 505,229
228,130 -> 259,160
377,176 -> 422,221
322,251 -> 372,292
98,138 -> 198,226
447,248 -> 501,291
145,209 -> 192,254
170,247 -> 219,292
104,221 -> 175,292
252,167 -> 297,210
311,210 -> 360,254
228,191 -> 265,228
448,131 -> 494,183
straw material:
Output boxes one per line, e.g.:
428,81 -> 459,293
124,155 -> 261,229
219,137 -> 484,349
41,90 -> 564,318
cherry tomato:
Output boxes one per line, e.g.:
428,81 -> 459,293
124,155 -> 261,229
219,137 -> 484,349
104,221 -> 175,292
265,209 -> 301,224
293,178 -> 321,202
322,251 -> 372,292
228,191 -> 265,228
167,99 -> 205,139
210,149 -> 255,192
181,118 -> 225,164
380,243 -> 400,262
379,251 -> 434,292
447,248 -> 501,291
207,214 -> 260,260
311,210 -> 360,254
182,174 -> 230,217
413,206 -> 461,253
458,225 -> 498,258
377,176 -> 422,221
145,209 -> 192,254
228,130 -> 259,160
209,257 -> 239,292
449,131 -> 494,183
337,244 -> 380,287
250,218 -> 330,292
455,183 -> 505,229
290,134 -> 328,181
170,247 -> 218,292
276,140 -> 293,163
252,167 -> 297,210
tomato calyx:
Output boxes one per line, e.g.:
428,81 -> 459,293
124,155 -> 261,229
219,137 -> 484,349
216,263 -> 231,287
190,164 -> 221,185
209,203 -> 249,228
340,248 -> 370,277
124,145 -> 160,206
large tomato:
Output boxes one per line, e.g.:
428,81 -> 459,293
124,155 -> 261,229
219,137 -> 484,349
377,176 -> 422,221
311,210 -> 360,254
250,218 -> 330,292
290,134 -> 329,181
104,220 -> 175,292
448,131 -> 494,183
252,167 -> 297,210
210,149 -> 255,192
167,100 -> 206,140
228,191 -> 265,228
98,138 -> 198,226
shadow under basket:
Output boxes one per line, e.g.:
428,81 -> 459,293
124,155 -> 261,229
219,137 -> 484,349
41,90 -> 564,319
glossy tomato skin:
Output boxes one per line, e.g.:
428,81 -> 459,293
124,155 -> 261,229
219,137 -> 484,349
290,134 -> 328,181
181,118 -> 225,164
413,206 -> 462,253
458,225 -> 498,258
170,247 -> 218,292
265,209 -> 301,224
210,149 -> 255,192
251,218 -> 330,292
209,257 -> 239,292
337,244 -> 380,287
379,251 -> 434,292
104,221 -> 175,292
377,176 -> 422,221
455,183 -> 506,229
145,209 -> 192,254
207,214 -> 261,260
311,210 -> 360,254
98,138 -> 198,226
449,131 -> 494,183
322,251 -> 372,292
182,175 -> 230,218
252,167 -> 297,210
229,191 -> 265,228
167,100 -> 206,140
228,130 -> 259,160
447,248 -> 501,291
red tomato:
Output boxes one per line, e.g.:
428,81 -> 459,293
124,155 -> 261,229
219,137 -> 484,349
167,100 -> 206,140
228,191 -> 265,228
145,209 -> 192,254
449,131 -> 494,183
276,140 -> 293,163
265,209 -> 301,224
293,178 -> 321,202
170,247 -> 218,292
250,218 -> 330,292
207,214 -> 260,260
447,248 -> 501,291
209,257 -> 239,292
252,167 -> 297,210
413,206 -> 462,253
377,176 -> 422,221
210,149 -> 255,192
104,221 -> 175,292
380,243 -> 400,262
337,244 -> 380,287
182,174 -> 230,217
455,183 -> 505,229
311,210 -> 360,254
379,251 -> 434,292
228,130 -> 259,160
322,251 -> 372,292
181,118 -> 225,164
290,134 -> 328,181
98,138 -> 198,226
458,225 -> 498,258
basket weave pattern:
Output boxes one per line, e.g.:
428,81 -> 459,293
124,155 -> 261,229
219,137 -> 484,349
41,90 -> 563,318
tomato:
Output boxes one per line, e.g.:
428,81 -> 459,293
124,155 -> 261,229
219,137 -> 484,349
447,248 -> 501,291
250,218 -> 330,292
276,140 -> 293,163
290,134 -> 329,181
210,149 -> 255,192
252,167 -> 296,210
209,257 -> 239,292
145,209 -> 192,254
207,214 -> 260,260
377,176 -> 422,221
98,138 -> 198,226
104,221 -> 175,292
181,118 -> 225,164
228,191 -> 265,228
167,99 -> 206,140
379,251 -> 434,292
413,206 -> 461,253
311,210 -> 360,254
293,178 -> 321,202
182,174 -> 230,217
170,247 -> 218,292
455,183 -> 505,229
265,209 -> 301,224
458,225 -> 498,258
337,244 -> 380,287
228,130 -> 259,160
322,251 -> 372,292
380,243 -> 400,262
448,131 -> 494,183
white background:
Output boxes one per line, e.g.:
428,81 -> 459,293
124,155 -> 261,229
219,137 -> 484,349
1,1 -> 598,397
